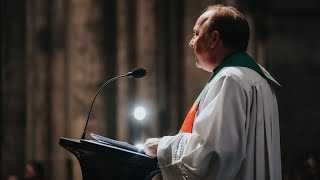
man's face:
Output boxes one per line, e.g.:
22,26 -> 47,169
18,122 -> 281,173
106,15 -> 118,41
189,10 -> 214,72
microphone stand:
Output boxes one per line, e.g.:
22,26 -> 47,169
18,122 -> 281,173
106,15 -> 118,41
80,68 -> 146,140
81,74 -> 128,139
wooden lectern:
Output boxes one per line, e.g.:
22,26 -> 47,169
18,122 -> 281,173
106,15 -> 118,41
59,138 -> 159,180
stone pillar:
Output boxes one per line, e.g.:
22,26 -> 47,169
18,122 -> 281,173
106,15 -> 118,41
243,11 -> 266,65
154,0 -> 186,135
25,0 -> 52,178
116,0 -> 133,141
49,0 -> 69,179
1,0 -> 26,179
102,0 -> 118,139
65,0 -> 115,179
167,0 -> 186,133
119,0 -> 139,144
135,0 -> 158,141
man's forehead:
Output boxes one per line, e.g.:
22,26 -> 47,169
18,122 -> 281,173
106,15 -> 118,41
195,10 -> 213,27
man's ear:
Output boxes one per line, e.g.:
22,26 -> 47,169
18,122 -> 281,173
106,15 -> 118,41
210,30 -> 219,48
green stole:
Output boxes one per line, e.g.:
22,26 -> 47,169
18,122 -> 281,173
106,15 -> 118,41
212,51 -> 280,86
180,51 -> 280,133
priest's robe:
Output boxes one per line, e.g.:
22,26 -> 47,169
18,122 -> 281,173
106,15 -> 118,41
157,67 -> 282,180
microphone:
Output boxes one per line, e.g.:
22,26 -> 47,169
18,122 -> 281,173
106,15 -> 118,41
81,68 -> 147,139
125,67 -> 146,78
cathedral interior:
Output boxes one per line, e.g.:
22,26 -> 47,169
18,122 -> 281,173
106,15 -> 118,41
1,0 -> 320,179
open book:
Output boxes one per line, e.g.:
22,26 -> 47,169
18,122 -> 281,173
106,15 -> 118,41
90,133 -> 145,154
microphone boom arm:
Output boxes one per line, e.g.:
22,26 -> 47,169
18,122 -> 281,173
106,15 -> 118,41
80,67 -> 146,139
81,74 -> 127,139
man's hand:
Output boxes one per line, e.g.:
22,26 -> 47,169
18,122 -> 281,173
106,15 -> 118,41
144,138 -> 160,157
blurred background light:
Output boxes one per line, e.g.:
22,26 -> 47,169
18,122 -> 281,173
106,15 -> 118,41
133,106 -> 146,121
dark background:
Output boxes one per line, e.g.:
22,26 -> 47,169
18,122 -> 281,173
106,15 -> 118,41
1,0 -> 320,179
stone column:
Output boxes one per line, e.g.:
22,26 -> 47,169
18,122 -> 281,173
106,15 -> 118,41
167,0 -> 186,133
25,0 -> 52,178
49,0 -> 69,179
136,0 -> 158,141
1,0 -> 26,179
154,0 -> 186,135
116,0 -> 132,141
65,0 -> 114,179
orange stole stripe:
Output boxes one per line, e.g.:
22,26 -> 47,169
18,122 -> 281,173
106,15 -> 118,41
180,101 -> 200,133
180,78 -> 211,133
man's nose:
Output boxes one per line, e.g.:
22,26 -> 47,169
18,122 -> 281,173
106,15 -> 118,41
189,39 -> 194,48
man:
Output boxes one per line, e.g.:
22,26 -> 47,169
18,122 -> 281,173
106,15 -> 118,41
144,4 -> 282,180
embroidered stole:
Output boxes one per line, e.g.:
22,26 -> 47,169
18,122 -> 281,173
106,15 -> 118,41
180,51 -> 280,133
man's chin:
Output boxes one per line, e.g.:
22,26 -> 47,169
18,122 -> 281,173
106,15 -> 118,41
195,58 -> 201,69
195,58 -> 199,67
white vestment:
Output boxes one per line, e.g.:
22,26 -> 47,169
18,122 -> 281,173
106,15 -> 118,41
157,67 -> 282,180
